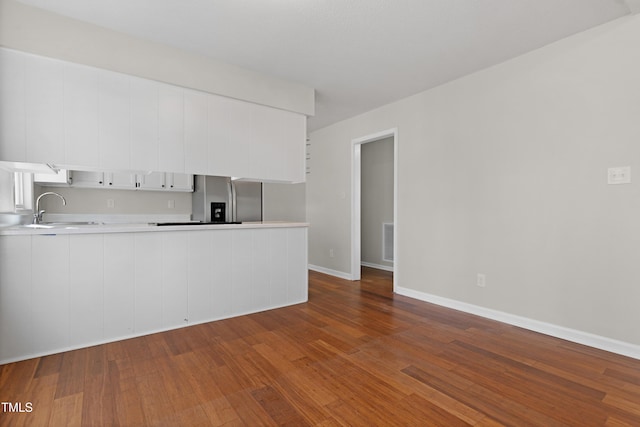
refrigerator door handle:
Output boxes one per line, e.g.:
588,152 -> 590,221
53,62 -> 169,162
229,180 -> 237,223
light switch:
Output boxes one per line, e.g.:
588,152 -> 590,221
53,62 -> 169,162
607,166 -> 631,185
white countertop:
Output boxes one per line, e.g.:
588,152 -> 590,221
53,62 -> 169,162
0,221 -> 309,236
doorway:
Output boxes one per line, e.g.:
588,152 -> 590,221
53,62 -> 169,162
351,128 -> 398,288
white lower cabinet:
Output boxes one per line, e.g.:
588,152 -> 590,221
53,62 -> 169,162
0,226 -> 308,364
69,234 -> 104,347
134,233 -> 163,334
31,234 -> 70,355
104,234 -> 135,339
161,232 -> 188,328
0,236 -> 32,362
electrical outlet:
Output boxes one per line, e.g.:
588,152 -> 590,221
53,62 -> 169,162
107,199 -> 115,209
477,273 -> 486,288
329,249 -> 335,258
168,200 -> 175,209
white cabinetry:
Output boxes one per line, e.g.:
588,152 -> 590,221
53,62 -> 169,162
0,49 -> 27,162
103,234 -> 135,340
166,173 -> 193,191
0,47 -> 307,182
0,236 -> 32,362
136,171 -> 166,190
99,71 -> 131,171
69,234 -> 104,347
158,83 -> 184,173
31,234 -> 70,355
69,170 -> 105,187
0,225 -> 308,364
25,54 -> 65,165
64,63 -> 100,168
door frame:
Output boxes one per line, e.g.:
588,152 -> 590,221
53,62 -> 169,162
351,128 -> 398,287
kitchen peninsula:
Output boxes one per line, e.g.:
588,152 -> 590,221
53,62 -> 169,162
0,221 -> 308,364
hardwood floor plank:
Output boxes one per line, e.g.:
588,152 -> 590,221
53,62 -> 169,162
1,267 -> 640,426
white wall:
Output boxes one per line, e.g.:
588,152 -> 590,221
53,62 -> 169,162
263,183 -> 306,222
308,15 -> 640,347
361,137 -> 394,269
0,0 -> 314,116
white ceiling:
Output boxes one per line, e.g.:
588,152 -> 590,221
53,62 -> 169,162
16,0 -> 636,131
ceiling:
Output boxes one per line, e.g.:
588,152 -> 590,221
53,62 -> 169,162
15,0 -> 638,131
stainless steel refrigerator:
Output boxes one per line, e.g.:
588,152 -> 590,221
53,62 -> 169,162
192,176 -> 262,223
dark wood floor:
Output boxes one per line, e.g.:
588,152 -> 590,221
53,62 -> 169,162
2,267 -> 640,426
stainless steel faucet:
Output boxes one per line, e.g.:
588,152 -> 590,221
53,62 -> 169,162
33,192 -> 66,224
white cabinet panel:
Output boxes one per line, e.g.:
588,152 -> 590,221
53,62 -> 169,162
137,171 -> 166,190
131,76 -> 159,172
161,232 -> 188,328
99,71 -> 130,170
287,228 -> 309,304
184,89 -> 208,175
107,172 -> 137,189
166,173 -> 193,191
104,234 -> 134,339
69,170 -> 105,187
282,112 -> 307,183
207,94 -> 231,176
25,54 -> 64,164
69,234 -> 104,346
253,230 -> 271,310
134,233 -> 163,333
225,98 -> 252,178
231,229 -> 253,314
0,236 -> 32,362
210,230 -> 233,319
0,49 -> 26,162
187,231 -> 213,323
268,229 -> 288,306
31,234 -> 70,354
158,83 -> 184,173
64,63 -> 99,168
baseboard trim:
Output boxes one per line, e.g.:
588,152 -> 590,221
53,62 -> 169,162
395,286 -> 640,361
308,264 -> 353,281
360,262 -> 394,272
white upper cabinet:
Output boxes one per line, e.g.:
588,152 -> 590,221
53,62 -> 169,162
99,70 -> 131,171
0,48 -> 307,182
184,89 -> 208,175
64,63 -> 100,169
25,54 -> 65,165
0,49 -> 27,162
158,83 -> 184,173
130,76 -> 159,172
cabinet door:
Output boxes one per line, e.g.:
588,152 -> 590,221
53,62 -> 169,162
0,236 -> 32,363
134,233 -> 163,333
69,170 -> 105,188
158,83 -> 184,173
0,48 -> 27,162
137,172 -> 166,190
69,234 -> 104,347
161,232 -> 188,328
281,112 -> 307,183
104,234 -> 135,339
231,229 -> 254,314
106,172 -> 137,189
207,94 -> 231,176
99,71 -> 130,170
184,89 -> 208,175
31,234 -> 70,354
287,227 -> 308,304
166,173 -> 193,191
131,76 -> 159,172
64,63 -> 99,168
187,231 -> 213,324
25,54 -> 65,164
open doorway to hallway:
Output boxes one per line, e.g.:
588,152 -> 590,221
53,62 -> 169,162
351,128 -> 398,288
